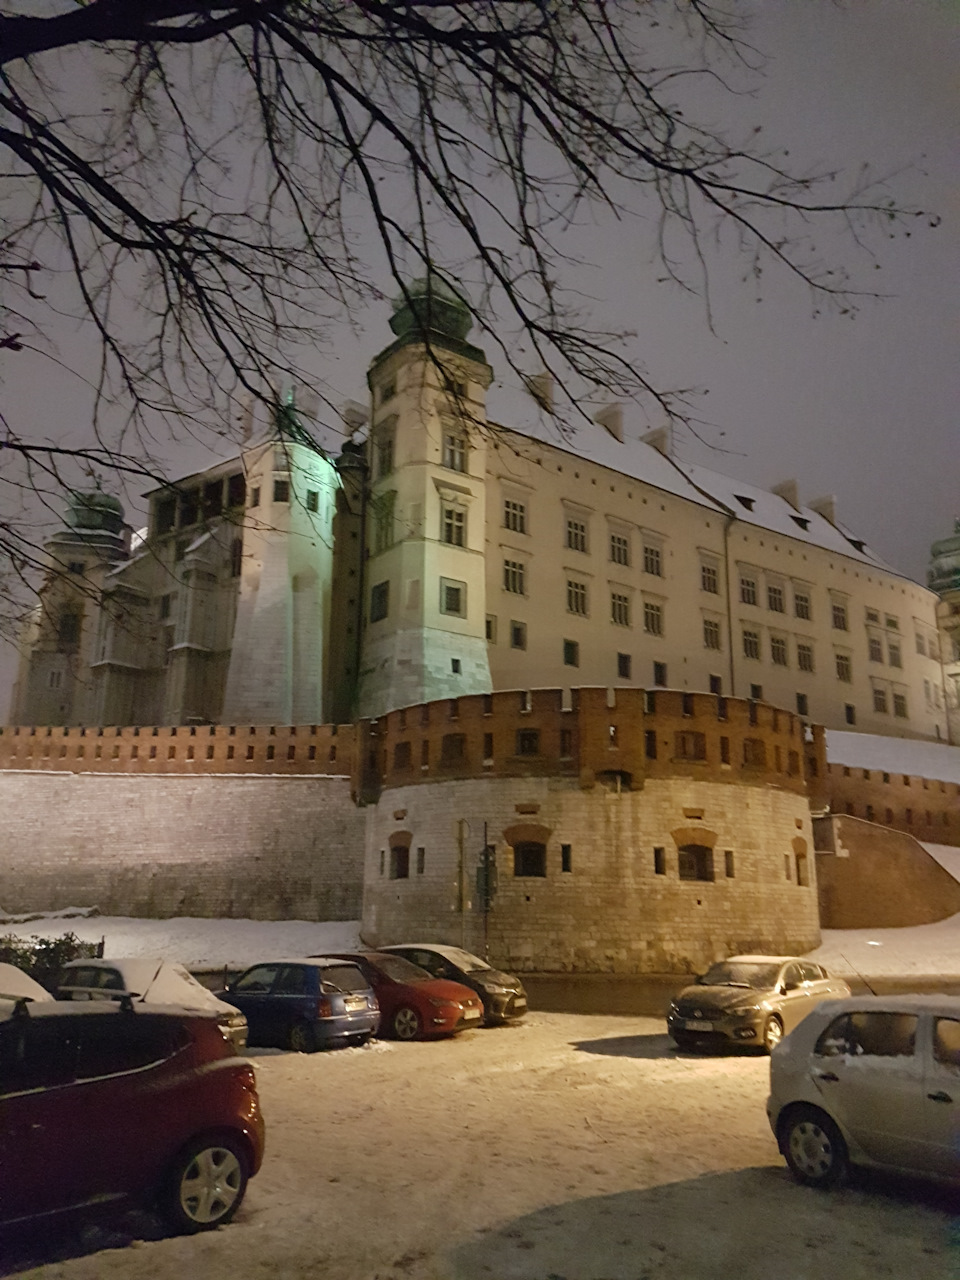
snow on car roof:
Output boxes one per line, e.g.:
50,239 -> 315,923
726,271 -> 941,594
0,964 -> 53,1003
60,958 -> 235,1013
724,955 -> 797,965
806,993 -> 960,1018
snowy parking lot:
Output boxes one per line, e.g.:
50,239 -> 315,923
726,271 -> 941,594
4,1010 -> 957,1280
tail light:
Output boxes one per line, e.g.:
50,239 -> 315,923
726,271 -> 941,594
317,997 -> 333,1018
237,1063 -> 257,1090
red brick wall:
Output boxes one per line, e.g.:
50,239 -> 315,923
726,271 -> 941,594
824,763 -> 960,848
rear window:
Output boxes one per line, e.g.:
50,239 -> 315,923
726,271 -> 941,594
75,1015 -> 190,1079
320,964 -> 370,994
60,966 -> 124,994
815,1011 -> 917,1058
368,954 -> 433,984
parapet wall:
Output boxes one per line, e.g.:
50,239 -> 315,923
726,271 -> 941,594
824,762 -> 960,848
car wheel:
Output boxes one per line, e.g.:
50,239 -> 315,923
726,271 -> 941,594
289,1020 -> 317,1053
392,1006 -> 422,1040
763,1015 -> 784,1053
782,1106 -> 848,1188
162,1135 -> 248,1233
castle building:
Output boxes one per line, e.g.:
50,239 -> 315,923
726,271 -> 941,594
10,276 -> 948,742
929,519 -> 960,746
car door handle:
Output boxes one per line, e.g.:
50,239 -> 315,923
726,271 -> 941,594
927,1090 -> 953,1103
813,1070 -> 839,1082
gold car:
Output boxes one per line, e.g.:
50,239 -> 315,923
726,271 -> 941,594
667,955 -> 851,1053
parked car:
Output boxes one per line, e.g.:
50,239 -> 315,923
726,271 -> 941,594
321,951 -> 484,1040
768,994 -> 960,1187
0,964 -> 54,1004
218,958 -> 380,1052
56,957 -> 248,1051
0,999 -> 264,1232
379,944 -> 527,1025
667,955 -> 851,1053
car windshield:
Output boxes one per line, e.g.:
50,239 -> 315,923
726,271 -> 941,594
437,948 -> 491,974
369,954 -> 433,984
697,962 -> 782,989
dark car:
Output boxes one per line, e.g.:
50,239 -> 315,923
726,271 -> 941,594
0,998 -> 264,1233
321,951 -> 484,1040
219,958 -> 380,1052
379,944 -> 527,1025
667,955 -> 852,1053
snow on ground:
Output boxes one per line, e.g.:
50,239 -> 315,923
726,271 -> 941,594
923,841 -> 960,885
8,909 -> 960,981
0,915 -> 362,971
3,1011 -> 956,1280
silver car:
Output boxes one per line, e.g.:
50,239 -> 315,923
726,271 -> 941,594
667,955 -> 851,1053
768,994 -> 960,1187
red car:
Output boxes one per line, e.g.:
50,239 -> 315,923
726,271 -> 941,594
321,951 -> 483,1040
0,999 -> 265,1233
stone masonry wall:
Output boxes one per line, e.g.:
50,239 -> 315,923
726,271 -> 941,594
362,774 -> 820,974
0,772 -> 363,920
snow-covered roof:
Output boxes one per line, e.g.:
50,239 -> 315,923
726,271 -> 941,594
826,730 -> 960,784
492,407 -> 909,580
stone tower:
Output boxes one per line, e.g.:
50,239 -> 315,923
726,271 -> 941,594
357,275 -> 495,718
11,491 -> 131,725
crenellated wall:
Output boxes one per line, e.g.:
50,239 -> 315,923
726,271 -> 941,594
824,761 -> 960,847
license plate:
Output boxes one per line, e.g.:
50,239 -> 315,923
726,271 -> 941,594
513,997 -> 526,1008
464,1008 -> 481,1019
344,997 -> 366,1012
685,1019 -> 713,1032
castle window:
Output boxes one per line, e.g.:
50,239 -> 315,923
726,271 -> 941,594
441,733 -> 466,764
645,730 -> 658,759
916,634 -> 926,656
417,847 -> 426,874
441,505 -> 465,546
794,590 -> 811,621
306,490 -> 319,514
250,487 -> 260,509
832,601 -> 849,631
48,670 -> 62,690
701,562 -> 719,594
563,639 -> 579,667
611,592 -> 630,627
565,518 -> 588,553
675,731 -> 706,761
560,728 -> 573,758
868,635 -> 883,663
678,844 -> 714,882
845,704 -> 856,726
742,629 -> 761,660
57,613 -> 81,650
643,601 -> 663,636
179,490 -> 199,527
567,580 -> 588,616
503,559 -> 525,595
561,844 -> 572,873
374,426 -> 395,478
273,479 -> 290,504
740,576 -> 758,606
888,641 -> 902,668
443,430 -> 467,473
393,741 -> 411,770
370,580 -> 389,622
516,729 -> 540,756
617,652 -> 631,679
643,544 -> 662,577
743,738 -> 766,767
703,618 -> 721,650
654,847 -> 666,875
485,615 -> 497,643
771,635 -> 788,666
230,539 -> 243,577
767,584 -> 785,613
893,693 -> 908,718
389,846 -> 409,879
724,850 -> 735,878
227,473 -> 246,507
440,578 -> 466,617
796,693 -> 809,717
797,643 -> 814,673
836,652 -> 852,682
513,842 -> 546,877
202,479 -> 223,518
159,594 -> 172,619
610,533 -> 630,566
749,689 -> 761,710
372,490 -> 396,553
156,497 -> 177,534
873,687 -> 888,714
510,620 -> 527,649
653,661 -> 667,687
504,499 -> 526,534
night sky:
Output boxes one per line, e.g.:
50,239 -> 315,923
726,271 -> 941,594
2,0 -> 957,716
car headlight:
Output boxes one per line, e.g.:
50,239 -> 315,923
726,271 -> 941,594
668,1001 -> 679,1015
729,1005 -> 758,1018
428,997 -> 453,1008
485,984 -> 509,995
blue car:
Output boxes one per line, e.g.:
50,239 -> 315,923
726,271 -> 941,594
218,958 -> 380,1053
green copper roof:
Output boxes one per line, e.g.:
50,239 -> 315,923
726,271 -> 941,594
389,272 -> 474,343
928,518 -> 960,595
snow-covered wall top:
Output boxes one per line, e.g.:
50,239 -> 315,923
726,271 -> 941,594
826,730 -> 960,784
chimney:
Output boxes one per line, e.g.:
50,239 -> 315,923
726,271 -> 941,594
594,403 -> 624,442
809,494 -> 837,526
771,479 -> 799,509
642,426 -> 672,457
524,371 -> 554,413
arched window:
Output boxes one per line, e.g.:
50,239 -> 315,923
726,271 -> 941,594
677,844 -> 714,882
513,842 -> 546,877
